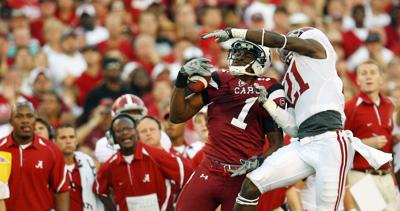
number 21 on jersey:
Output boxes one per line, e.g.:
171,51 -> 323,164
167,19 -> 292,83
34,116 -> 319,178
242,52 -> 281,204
231,97 -> 257,130
284,62 -> 309,106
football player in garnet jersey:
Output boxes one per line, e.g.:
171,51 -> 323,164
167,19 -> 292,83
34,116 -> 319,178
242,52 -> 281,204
170,40 -> 287,211
202,27 -> 362,211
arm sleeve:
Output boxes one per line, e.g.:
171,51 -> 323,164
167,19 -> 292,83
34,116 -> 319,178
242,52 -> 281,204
93,162 -> 111,196
262,99 -> 298,138
146,146 -> 193,188
49,146 -> 69,193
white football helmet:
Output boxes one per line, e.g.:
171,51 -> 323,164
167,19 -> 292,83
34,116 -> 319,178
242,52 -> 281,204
111,94 -> 148,120
228,40 -> 272,77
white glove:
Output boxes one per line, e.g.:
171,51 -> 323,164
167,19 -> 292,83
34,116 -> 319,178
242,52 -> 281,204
180,58 -> 213,77
229,156 -> 263,177
254,83 -> 268,105
201,28 -> 247,43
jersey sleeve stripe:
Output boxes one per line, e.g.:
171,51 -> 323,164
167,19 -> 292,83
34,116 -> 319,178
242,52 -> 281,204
211,71 -> 221,86
176,157 -> 184,188
56,166 -> 67,192
161,179 -> 172,211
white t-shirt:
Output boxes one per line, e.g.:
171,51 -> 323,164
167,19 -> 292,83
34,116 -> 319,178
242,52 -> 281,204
47,51 -> 87,86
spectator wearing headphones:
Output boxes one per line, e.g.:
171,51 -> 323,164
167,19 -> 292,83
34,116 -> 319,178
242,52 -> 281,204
93,113 -> 193,211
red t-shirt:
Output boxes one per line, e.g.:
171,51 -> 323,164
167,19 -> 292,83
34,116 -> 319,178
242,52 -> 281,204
74,71 -> 104,106
0,134 -> 69,211
67,160 -> 83,211
93,141 -> 193,211
342,30 -> 364,59
344,92 -> 394,170
201,70 -> 285,164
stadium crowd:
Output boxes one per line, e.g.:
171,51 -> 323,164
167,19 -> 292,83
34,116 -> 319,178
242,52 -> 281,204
0,0 -> 399,210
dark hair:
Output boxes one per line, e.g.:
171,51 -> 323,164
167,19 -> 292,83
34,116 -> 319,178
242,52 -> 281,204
138,115 -> 162,130
54,123 -> 75,139
35,117 -> 54,140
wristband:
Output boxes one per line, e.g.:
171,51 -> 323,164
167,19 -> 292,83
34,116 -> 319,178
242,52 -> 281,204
280,34 -> 287,49
175,71 -> 188,88
231,29 -> 247,39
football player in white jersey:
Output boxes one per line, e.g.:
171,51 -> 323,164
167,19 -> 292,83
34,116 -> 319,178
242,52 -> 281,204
202,27 -> 355,211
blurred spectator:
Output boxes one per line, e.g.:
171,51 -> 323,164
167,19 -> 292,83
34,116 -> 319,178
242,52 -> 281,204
342,4 -> 368,58
190,110 -> 207,157
7,27 -> 40,59
93,114 -> 193,211
94,94 -> 148,163
222,5 -> 244,29
272,6 -> 289,34
77,98 -> 112,151
122,63 -> 152,97
138,11 -> 159,38
30,0 -> 57,45
47,29 -> 87,87
144,77 -> 172,119
97,13 -> 134,60
198,6 -> 222,62
164,113 -> 191,158
33,50 -> 48,68
0,33 -> 8,79
27,67 -> 53,107
13,47 -> 34,95
55,0 -> 77,26
42,18 -> 65,55
80,56 -> 135,124
54,124 -> 104,211
244,0 -> 275,30
347,31 -> 394,71
385,6 -> 400,54
344,60 -> 396,210
38,91 -> 68,127
137,115 -> 171,151
133,33 -> 161,74
364,0 -> 390,28
76,4 -> 109,46
288,12 -> 310,30
248,12 -> 265,30
34,117 -> 53,140
74,45 -> 103,106
173,4 -> 199,41
0,102 -> 70,211
8,9 -> 30,32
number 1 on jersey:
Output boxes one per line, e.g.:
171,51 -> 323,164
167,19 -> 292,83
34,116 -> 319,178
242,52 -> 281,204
231,97 -> 257,130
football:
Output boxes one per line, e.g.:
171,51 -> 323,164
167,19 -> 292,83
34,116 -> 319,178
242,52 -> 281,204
187,75 -> 210,93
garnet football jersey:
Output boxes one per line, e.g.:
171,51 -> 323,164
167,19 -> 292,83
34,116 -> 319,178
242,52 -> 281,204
201,70 -> 286,164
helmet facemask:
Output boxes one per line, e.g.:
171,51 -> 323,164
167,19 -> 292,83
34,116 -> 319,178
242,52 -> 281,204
228,40 -> 271,77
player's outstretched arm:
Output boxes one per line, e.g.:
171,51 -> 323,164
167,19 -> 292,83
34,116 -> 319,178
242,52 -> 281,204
254,84 -> 298,137
202,28 -> 326,59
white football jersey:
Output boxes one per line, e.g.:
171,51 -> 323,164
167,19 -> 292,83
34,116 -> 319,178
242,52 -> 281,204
282,28 -> 345,127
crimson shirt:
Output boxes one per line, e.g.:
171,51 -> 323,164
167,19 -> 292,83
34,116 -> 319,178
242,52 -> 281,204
67,160 -> 83,211
0,134 -> 69,211
93,141 -> 193,211
201,70 -> 285,164
344,92 -> 394,170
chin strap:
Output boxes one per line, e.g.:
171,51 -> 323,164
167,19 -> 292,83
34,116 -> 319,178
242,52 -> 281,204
229,60 -> 258,76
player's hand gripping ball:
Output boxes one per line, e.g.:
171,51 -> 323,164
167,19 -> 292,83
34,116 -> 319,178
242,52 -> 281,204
188,75 -> 211,93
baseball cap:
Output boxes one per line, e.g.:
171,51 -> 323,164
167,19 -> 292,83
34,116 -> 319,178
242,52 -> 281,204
28,67 -> 50,86
288,13 -> 310,25
102,57 -> 123,70
76,4 -> 96,17
60,29 -> 77,41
